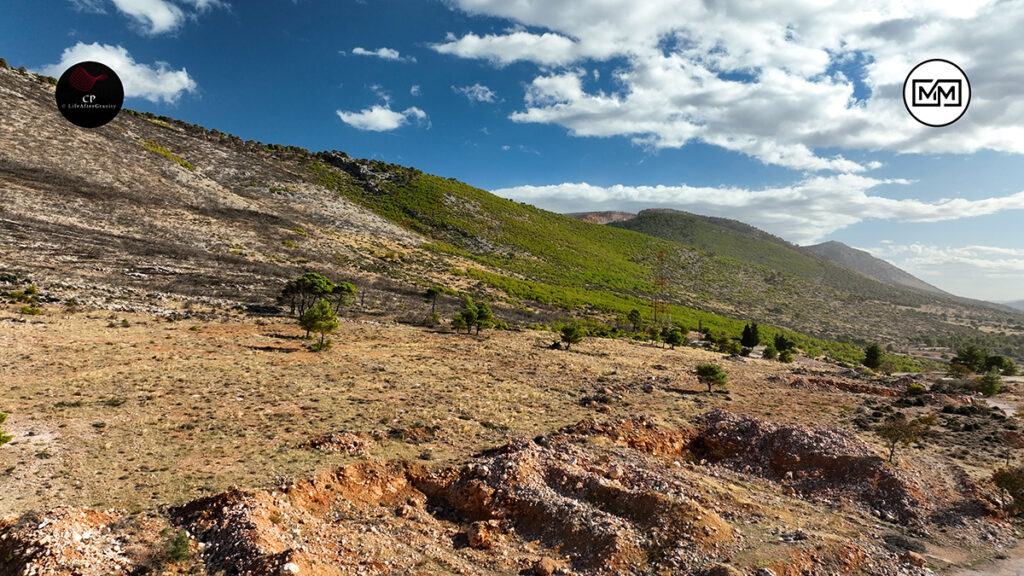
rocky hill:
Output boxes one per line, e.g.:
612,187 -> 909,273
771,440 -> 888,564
804,240 -> 948,296
563,211 -> 635,224
1,63 -> 1023,361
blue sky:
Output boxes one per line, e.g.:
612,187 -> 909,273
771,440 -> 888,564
3,0 -> 1024,302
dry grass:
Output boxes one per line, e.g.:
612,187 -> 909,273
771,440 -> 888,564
0,304 -> 848,516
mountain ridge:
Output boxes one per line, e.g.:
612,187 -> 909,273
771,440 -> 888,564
803,240 -> 949,297
1,63 -> 1022,362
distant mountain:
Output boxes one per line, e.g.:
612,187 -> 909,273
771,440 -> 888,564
565,211 -> 635,224
803,241 -> 949,296
1005,300 -> 1024,311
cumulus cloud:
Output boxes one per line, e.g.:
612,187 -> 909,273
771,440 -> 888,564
39,42 -> 197,103
348,47 -> 415,63
336,104 -> 427,131
432,31 -> 580,67
453,83 -> 498,103
492,178 -> 1024,245
435,0 -> 1024,171
71,0 -> 226,34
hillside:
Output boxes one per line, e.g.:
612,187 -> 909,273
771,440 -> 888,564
563,211 -> 635,224
1,63 -> 1023,362
805,240 -> 949,296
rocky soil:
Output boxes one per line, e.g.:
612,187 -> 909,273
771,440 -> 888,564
8,412 -> 1001,575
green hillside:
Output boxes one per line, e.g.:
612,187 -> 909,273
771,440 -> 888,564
611,209 -> 936,305
305,153 -> 1024,362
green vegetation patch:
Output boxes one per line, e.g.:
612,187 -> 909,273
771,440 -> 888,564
141,139 -> 194,171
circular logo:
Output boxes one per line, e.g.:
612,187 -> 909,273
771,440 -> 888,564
55,61 -> 124,128
903,59 -> 970,127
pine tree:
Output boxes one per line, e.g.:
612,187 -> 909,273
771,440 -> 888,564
299,299 -> 339,351
741,323 -> 761,348
863,343 -> 884,370
561,323 -> 586,350
627,309 -> 642,332
664,328 -> 684,349
474,301 -> 494,334
696,364 -> 727,393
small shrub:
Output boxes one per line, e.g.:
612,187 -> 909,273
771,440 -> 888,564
977,368 -> 1002,397
907,383 -> 926,396
0,413 -> 12,446
993,467 -> 1024,514
19,305 -> 42,315
778,349 -> 794,363
762,344 -> 778,360
163,528 -> 190,563
141,139 -> 195,171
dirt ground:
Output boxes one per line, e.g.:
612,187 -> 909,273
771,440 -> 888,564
1,304 -> 1022,574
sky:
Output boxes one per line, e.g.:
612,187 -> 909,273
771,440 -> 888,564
2,0 -> 1024,302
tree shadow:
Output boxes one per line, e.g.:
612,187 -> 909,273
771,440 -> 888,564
246,345 -> 301,353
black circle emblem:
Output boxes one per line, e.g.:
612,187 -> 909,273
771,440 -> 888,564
55,61 -> 124,128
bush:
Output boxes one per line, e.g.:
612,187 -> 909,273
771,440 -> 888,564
905,381 -> 929,393
778,349 -> 794,363
19,305 -> 42,315
762,343 -> 778,360
664,328 -> 684,349
0,413 -> 12,446
718,339 -> 742,355
876,413 -> 933,462
976,368 -> 1002,397
987,355 -> 1018,376
164,529 -> 190,562
773,334 -> 796,352
953,344 -> 989,373
993,467 -> 1024,514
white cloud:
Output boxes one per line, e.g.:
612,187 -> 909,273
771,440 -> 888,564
336,104 -> 427,131
436,0 -> 1024,172
39,42 -> 197,103
432,31 -> 580,67
454,83 -> 498,103
349,47 -> 415,63
492,177 -> 1024,245
863,243 -> 1024,301
73,0 -> 226,34
410,84 -> 421,96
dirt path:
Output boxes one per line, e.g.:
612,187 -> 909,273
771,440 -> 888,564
947,541 -> 1024,575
